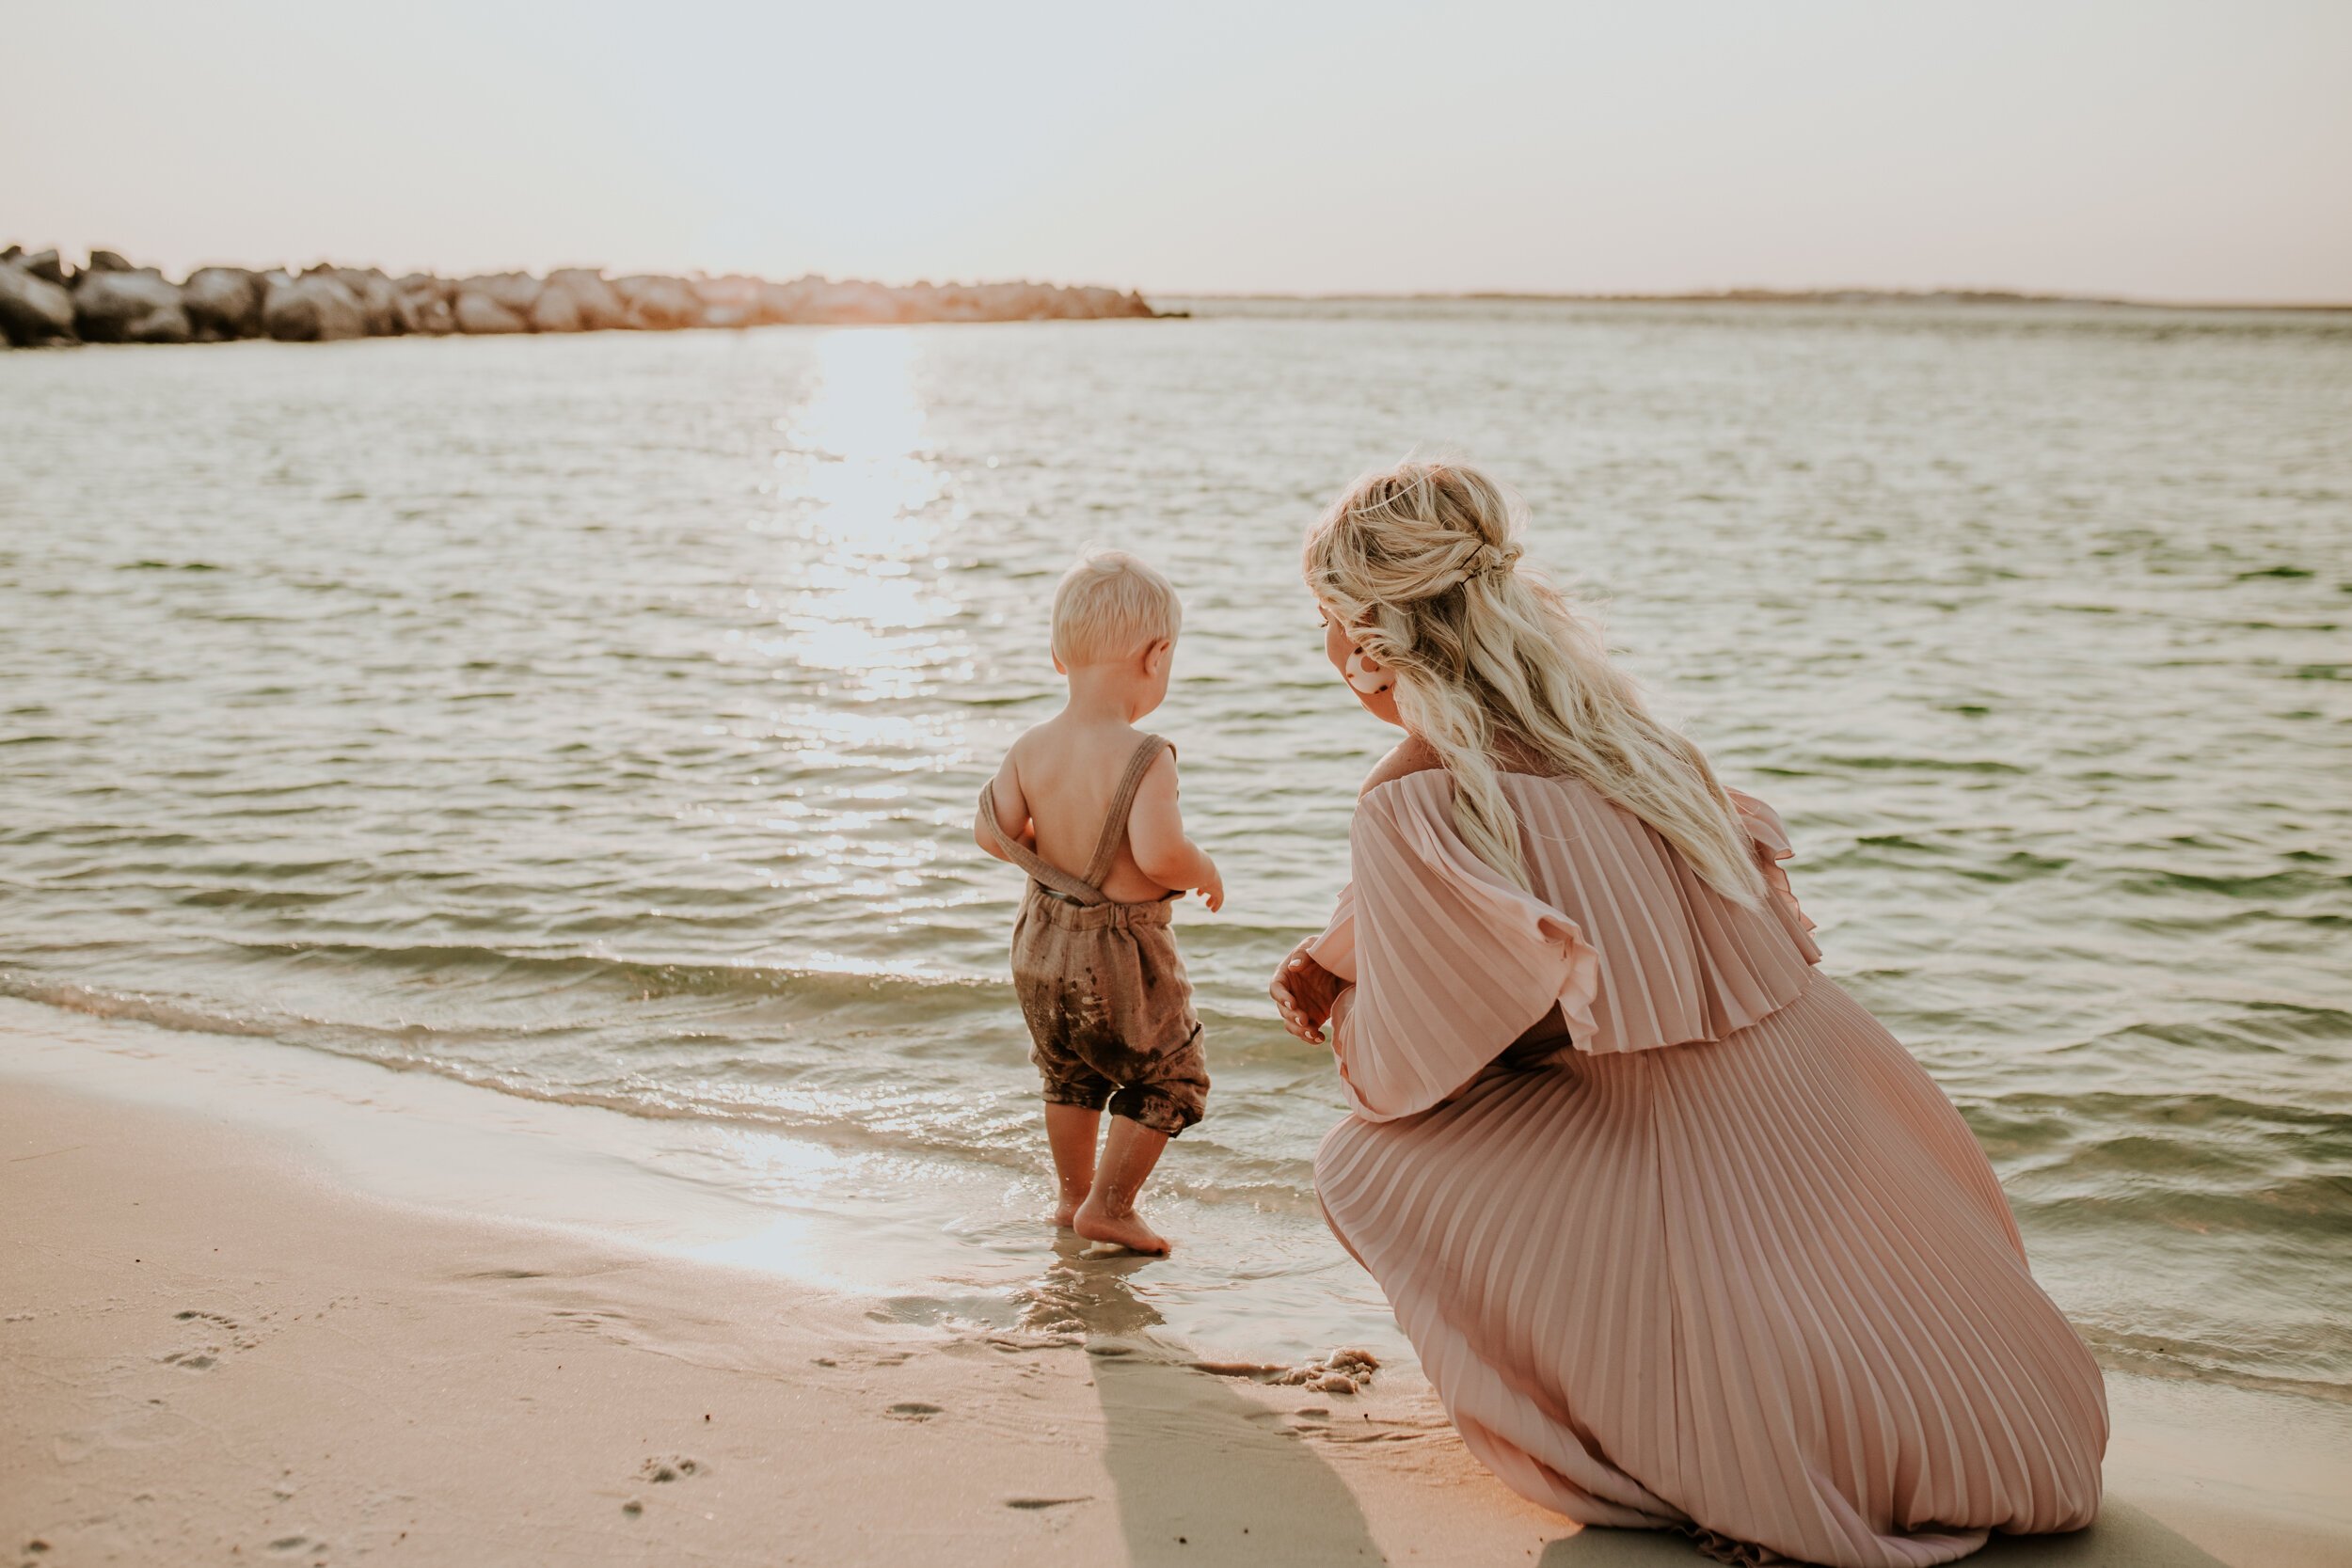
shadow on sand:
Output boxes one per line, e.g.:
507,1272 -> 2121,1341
1027,1238 -> 1386,1565
1538,1500 -> 2225,1567
1028,1242 -> 2220,1568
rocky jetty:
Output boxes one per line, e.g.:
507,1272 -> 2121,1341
0,245 -> 1163,348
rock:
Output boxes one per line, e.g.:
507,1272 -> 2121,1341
612,274 -> 701,330
464,272 -> 542,316
794,277 -> 903,325
533,269 -> 625,332
921,283 -> 989,324
262,272 -> 366,341
691,276 -> 761,330
23,249 -> 67,286
754,277 -> 820,325
1,245 -> 20,262
0,260 -> 79,345
317,266 -> 405,336
394,276 -> 454,336
452,288 -> 530,334
72,269 -> 192,343
182,267 -> 265,340
86,248 -> 135,274
691,275 -> 757,309
527,286 -> 581,333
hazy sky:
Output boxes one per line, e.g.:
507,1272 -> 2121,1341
7,1 -> 2347,300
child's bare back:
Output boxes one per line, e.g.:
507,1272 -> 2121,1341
997,717 -> 1216,909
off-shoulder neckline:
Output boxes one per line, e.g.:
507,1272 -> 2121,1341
1359,733 -> 1567,796
1359,762 -> 1574,805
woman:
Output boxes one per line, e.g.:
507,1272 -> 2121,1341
1271,461 -> 2106,1567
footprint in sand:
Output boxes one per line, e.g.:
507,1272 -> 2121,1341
166,1308 -> 262,1370
884,1402 -> 944,1421
637,1456 -> 704,1484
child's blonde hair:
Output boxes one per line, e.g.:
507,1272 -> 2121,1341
1051,549 -> 1183,666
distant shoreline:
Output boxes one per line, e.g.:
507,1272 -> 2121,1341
0,244 -> 1168,349
1172,288 -> 2352,313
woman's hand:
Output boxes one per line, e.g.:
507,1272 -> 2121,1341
1270,940 -> 1346,1045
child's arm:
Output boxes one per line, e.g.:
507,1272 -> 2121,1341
974,751 -> 1036,861
1126,751 -> 1223,911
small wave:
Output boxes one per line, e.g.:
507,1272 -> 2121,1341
1970,1085 -> 2352,1148
0,974 -> 286,1040
1813,753 -> 2030,775
213,938 -> 1012,1009
178,887 -> 350,911
2076,1324 -> 2352,1406
2116,865 -> 2352,899
0,967 -> 1325,1213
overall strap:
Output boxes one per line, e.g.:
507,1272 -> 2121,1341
976,781 -> 1104,906
1081,735 -> 1171,891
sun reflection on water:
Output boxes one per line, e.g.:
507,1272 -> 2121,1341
752,328 -> 970,921
771,330 -> 958,702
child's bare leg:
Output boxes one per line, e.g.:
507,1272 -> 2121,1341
1074,1115 -> 1170,1255
1043,1101 -> 1101,1228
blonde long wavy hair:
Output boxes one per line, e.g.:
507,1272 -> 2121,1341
1304,459 -> 1764,906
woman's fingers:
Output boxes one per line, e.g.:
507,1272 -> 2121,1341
1269,980 -> 1323,1043
1271,941 -> 1335,1042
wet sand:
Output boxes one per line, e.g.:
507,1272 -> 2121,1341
4,1017 -> 2347,1567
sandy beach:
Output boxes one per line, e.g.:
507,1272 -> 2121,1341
5,1004 -> 2347,1568
8,0 -> 2348,1559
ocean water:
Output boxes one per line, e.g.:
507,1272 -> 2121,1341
2,300 -> 2346,1395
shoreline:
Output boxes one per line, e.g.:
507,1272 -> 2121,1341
4,1005 -> 2349,1565
0,1022 -> 1560,1568
1166,289 -> 2352,313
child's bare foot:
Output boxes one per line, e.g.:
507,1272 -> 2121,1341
1052,1196 -> 1081,1229
1073,1196 -> 1170,1256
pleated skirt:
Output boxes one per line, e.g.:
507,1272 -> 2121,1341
1314,975 -> 2107,1568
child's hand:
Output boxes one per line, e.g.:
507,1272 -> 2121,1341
1194,857 -> 1225,913
1270,941 -> 1344,1044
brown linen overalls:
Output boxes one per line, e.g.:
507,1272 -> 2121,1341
976,734 -> 1209,1136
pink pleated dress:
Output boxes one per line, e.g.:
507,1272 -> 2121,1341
1305,768 -> 2107,1568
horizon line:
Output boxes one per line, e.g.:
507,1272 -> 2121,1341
13,245 -> 2347,314
1158,287 -> 2352,313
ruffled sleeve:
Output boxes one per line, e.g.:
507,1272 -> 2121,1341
1727,787 -> 1820,961
1303,882 -> 1358,982
1327,780 -> 1602,1123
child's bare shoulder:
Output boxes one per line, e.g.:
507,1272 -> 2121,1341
1001,719 -> 1064,768
1134,736 -> 1182,793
